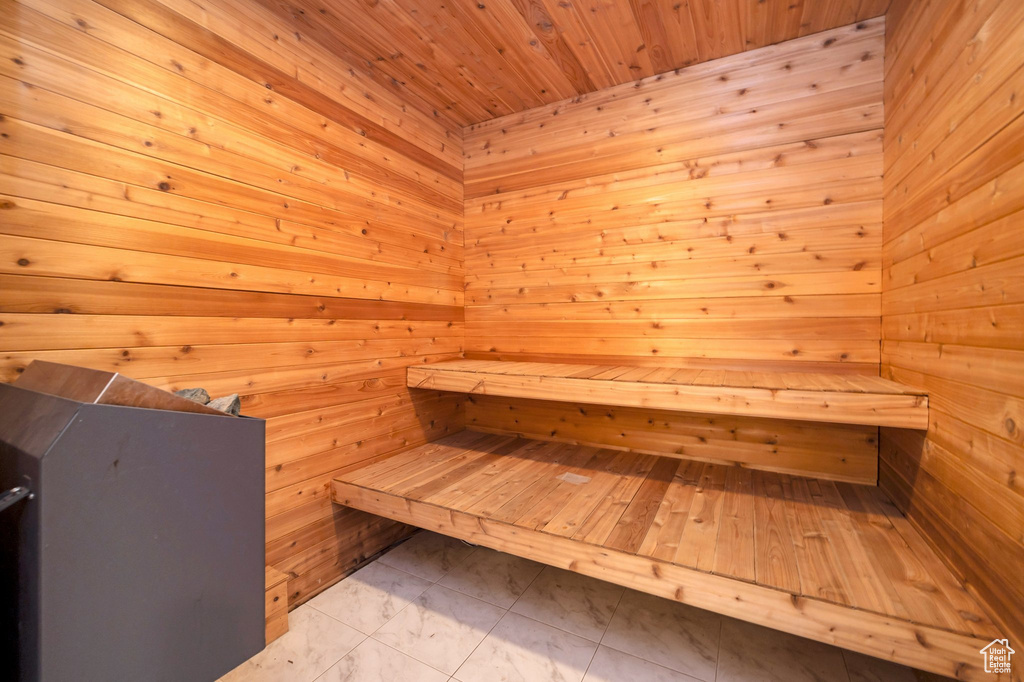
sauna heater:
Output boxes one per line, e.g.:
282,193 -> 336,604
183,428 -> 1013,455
0,365 -> 265,681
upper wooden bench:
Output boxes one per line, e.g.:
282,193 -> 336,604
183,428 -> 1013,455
407,360 -> 928,429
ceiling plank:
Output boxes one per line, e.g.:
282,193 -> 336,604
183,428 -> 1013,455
569,0 -> 654,83
507,0 -> 597,93
439,0 -> 582,105
276,0 -> 894,125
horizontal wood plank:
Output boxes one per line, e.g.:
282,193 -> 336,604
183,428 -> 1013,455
1,0 -> 464,608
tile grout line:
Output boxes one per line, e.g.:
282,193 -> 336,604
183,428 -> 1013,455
446,604 -> 508,682
839,648 -> 854,682
377,534 -> 477,585
505,611 -> 614,649
376,636 -> 453,678
364,539 -> 744,682
505,561 -> 547,613
366,542 -> 476,654
713,616 -> 723,682
316,541 -> 721,682
436,546 -> 547,610
504,566 -> 618,644
371,539 -> 532,680
445,551 -> 549,681
306,602 -> 452,681
579,585 -> 628,681
290,603 -> 370,682
246,540 -> 930,682
590,595 -> 720,682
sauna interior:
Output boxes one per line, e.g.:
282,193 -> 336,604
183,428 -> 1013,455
1,0 -> 1022,679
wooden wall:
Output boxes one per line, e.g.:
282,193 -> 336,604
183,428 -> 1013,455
0,0 -> 465,606
881,0 -> 1024,644
462,19 -> 885,480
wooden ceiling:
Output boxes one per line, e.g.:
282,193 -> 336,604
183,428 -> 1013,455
258,0 -> 891,126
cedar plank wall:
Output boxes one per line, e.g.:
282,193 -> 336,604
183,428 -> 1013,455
881,0 -> 1024,644
461,20 -> 885,480
0,0 -> 465,606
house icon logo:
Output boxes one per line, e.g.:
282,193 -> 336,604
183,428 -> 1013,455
980,638 -> 1014,675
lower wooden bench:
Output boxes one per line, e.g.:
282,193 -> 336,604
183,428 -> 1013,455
332,431 -> 1005,681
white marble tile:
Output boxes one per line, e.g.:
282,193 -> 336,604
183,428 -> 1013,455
372,584 -> 505,675
601,591 -> 720,682
454,612 -> 598,682
219,605 -> 364,682
439,547 -> 544,608
510,566 -> 623,642
843,650 -> 922,682
716,618 -> 849,682
308,560 -> 433,634
315,637 -> 448,682
582,646 -> 702,682
378,532 -> 476,582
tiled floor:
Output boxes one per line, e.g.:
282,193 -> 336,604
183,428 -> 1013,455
222,532 -> 951,682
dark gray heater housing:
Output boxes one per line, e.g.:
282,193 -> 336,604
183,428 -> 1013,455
0,362 -> 265,682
